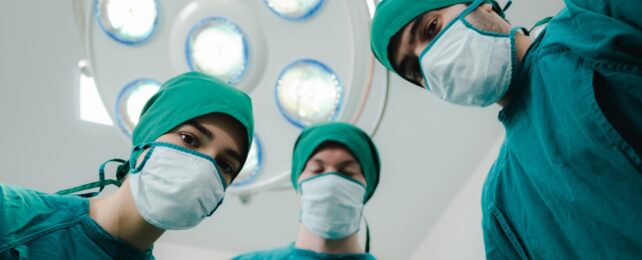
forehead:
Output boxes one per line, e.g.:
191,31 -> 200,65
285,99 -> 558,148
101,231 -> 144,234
390,11 -> 430,65
390,4 -> 467,69
194,113 -> 247,153
308,142 -> 357,162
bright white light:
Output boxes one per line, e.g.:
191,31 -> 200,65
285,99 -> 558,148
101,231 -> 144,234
233,137 -> 262,187
366,0 -> 376,18
97,0 -> 157,44
79,71 -> 113,126
266,0 -> 323,20
116,79 -> 160,135
276,60 -> 342,127
187,18 -> 248,83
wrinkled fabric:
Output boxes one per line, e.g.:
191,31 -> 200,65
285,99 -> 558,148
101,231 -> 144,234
481,0 -> 642,258
0,184 -> 153,259
370,0 -> 503,74
232,243 -> 376,260
291,122 -> 380,202
133,71 -> 254,164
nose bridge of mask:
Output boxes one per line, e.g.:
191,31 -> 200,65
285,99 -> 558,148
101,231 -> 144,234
299,172 -> 367,202
298,172 -> 367,239
128,142 -> 228,230
129,142 -> 227,190
417,0 -> 514,107
418,0 -> 486,90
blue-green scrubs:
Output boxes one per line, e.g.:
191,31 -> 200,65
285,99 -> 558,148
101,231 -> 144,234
232,243 -> 375,260
482,0 -> 642,258
0,184 -> 152,259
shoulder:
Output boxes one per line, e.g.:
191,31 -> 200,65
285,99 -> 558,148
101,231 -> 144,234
542,0 -> 642,66
232,245 -> 294,260
0,184 -> 87,249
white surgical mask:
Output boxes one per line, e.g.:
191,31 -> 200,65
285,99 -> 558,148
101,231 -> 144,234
419,0 -> 519,107
299,173 -> 366,239
128,142 -> 227,230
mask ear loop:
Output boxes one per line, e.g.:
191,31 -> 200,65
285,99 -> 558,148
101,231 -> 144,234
56,158 -> 127,197
528,16 -> 552,35
56,143 -> 155,197
502,0 -> 512,12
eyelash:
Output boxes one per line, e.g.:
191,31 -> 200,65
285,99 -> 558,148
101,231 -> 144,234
310,164 -> 357,176
425,19 -> 438,40
177,130 -> 239,180
217,160 -> 237,177
407,18 -> 439,87
178,131 -> 201,148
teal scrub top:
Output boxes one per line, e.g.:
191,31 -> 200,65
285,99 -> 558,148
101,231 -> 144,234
0,184 -> 152,259
482,0 -> 642,259
233,244 -> 376,260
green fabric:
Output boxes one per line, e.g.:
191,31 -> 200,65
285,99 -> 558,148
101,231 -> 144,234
291,122 -> 380,203
481,0 -> 642,258
232,243 -> 376,260
0,184 -> 153,259
133,71 -> 254,160
370,0 -> 502,74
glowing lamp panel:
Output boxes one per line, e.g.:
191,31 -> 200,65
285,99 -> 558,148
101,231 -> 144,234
116,79 -> 161,136
276,60 -> 343,127
265,0 -> 324,20
186,17 -> 248,84
96,0 -> 158,44
232,136 -> 263,187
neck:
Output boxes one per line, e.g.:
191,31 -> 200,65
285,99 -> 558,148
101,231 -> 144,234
89,179 -> 164,252
294,223 -> 363,254
497,30 -> 534,107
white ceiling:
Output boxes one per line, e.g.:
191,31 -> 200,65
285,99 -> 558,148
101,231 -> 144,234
0,0 -> 564,259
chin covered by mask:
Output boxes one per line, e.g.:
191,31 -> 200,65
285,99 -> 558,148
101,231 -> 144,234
291,122 -> 380,239
128,72 -> 254,230
299,173 -> 366,239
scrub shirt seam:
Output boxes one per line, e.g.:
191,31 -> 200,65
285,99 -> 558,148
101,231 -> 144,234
491,208 -> 529,259
79,217 -> 145,259
543,46 -> 642,169
0,217 -> 82,253
582,61 -> 642,170
500,31 -> 549,125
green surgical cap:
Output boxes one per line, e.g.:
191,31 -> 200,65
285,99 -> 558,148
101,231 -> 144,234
132,71 -> 254,161
291,122 -> 381,202
371,0 -> 503,73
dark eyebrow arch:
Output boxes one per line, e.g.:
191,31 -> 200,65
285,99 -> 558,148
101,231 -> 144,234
338,160 -> 358,169
408,17 -> 422,46
185,120 -> 213,139
313,159 -> 325,166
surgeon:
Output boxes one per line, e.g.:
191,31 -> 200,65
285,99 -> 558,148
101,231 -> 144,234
371,0 -> 642,258
0,71 -> 254,259
234,122 -> 380,260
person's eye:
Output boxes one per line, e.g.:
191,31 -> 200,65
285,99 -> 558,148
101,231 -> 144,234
305,164 -> 323,174
426,19 -> 438,39
339,166 -> 358,176
217,160 -> 237,177
179,132 -> 200,148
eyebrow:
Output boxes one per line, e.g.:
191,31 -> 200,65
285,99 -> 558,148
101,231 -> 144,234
185,120 -> 213,139
408,17 -> 421,47
338,160 -> 359,169
391,14 -> 424,76
313,159 -> 359,168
